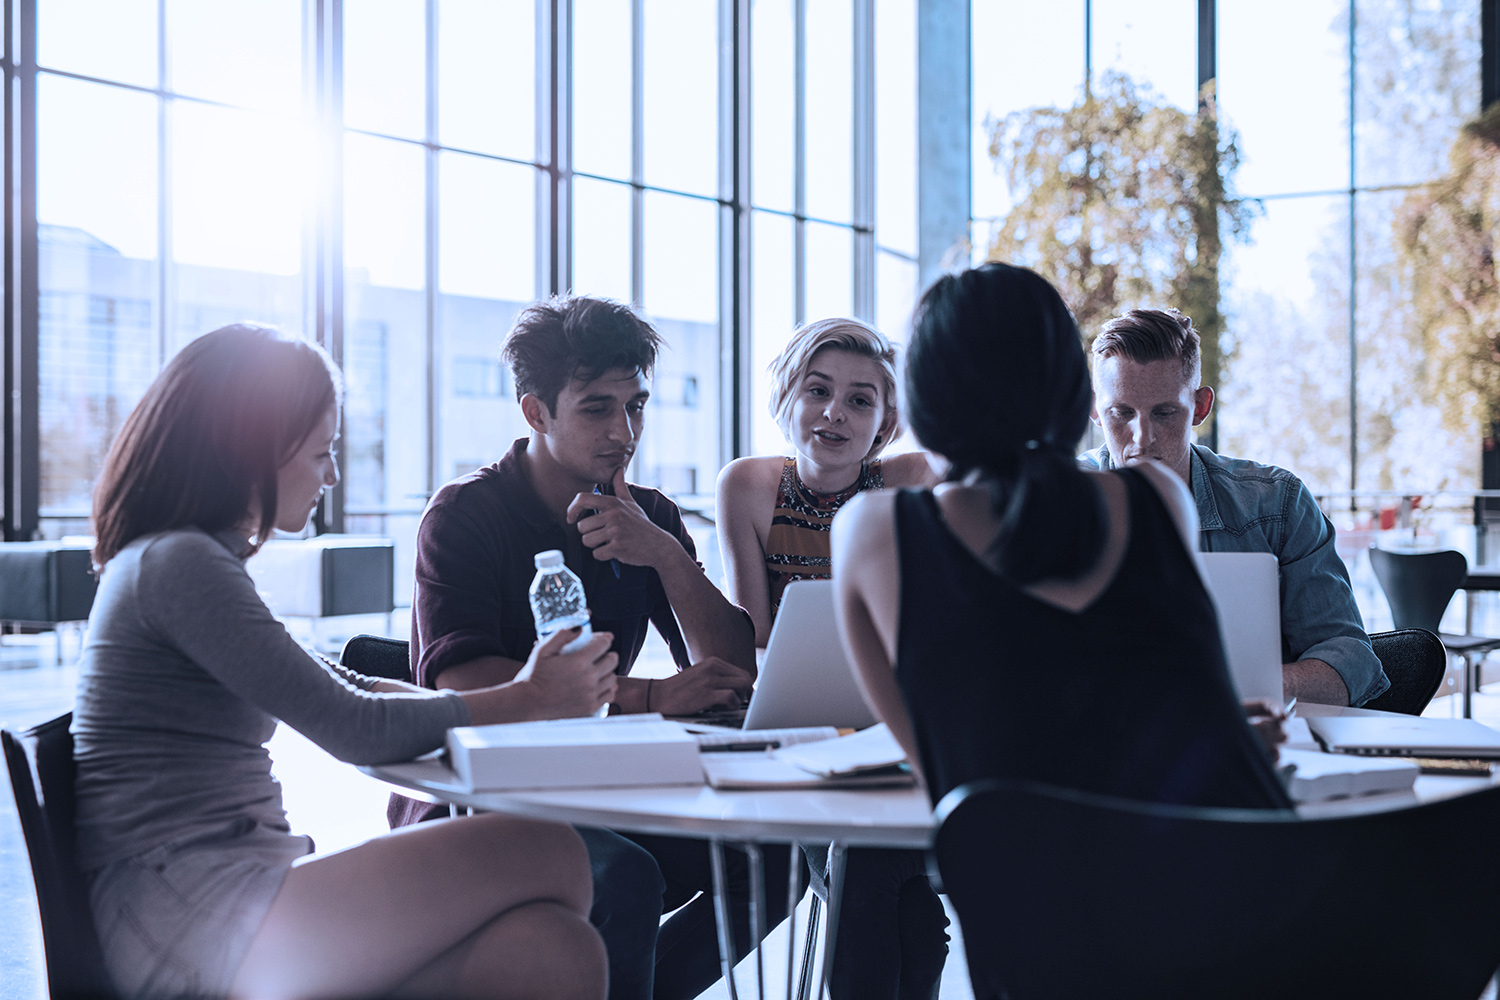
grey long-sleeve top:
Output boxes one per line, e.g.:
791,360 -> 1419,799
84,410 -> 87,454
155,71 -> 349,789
72,528 -> 470,871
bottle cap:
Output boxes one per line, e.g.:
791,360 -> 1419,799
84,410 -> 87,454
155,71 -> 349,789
534,549 -> 565,569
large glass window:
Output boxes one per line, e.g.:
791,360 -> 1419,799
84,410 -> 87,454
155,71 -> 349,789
15,0 -> 921,572
36,76 -> 158,520
972,0 -> 1485,501
34,1 -> 312,528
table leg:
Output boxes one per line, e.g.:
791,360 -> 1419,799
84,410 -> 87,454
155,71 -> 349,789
709,839 -> 741,1000
817,842 -> 848,1000
786,843 -> 802,1000
746,843 -> 767,1000
1465,655 -> 1476,719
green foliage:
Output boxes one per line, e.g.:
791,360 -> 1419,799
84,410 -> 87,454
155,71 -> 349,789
1396,102 -> 1500,435
983,71 -> 1255,397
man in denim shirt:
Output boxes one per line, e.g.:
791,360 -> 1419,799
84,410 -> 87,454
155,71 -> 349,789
1079,308 -> 1389,707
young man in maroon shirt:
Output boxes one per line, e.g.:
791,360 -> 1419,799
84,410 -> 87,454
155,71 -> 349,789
392,295 -> 787,1000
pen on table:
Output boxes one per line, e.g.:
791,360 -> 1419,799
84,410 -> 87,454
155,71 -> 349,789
594,483 -> 622,578
1284,697 -> 1297,717
699,741 -> 781,753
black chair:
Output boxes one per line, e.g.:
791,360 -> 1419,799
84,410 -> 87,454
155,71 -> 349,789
2,713 -> 114,999
934,777 -> 1500,1000
1363,627 -> 1447,715
1368,546 -> 1500,717
338,633 -> 412,682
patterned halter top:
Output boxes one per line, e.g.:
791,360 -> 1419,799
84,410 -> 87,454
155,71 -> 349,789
763,456 -> 884,619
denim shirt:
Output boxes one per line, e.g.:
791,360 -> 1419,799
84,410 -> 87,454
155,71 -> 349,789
1079,444 -> 1389,706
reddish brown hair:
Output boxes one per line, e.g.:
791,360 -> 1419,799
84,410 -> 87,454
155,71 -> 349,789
91,324 -> 341,569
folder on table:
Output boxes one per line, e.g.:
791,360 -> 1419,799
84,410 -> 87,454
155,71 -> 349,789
446,715 -> 704,791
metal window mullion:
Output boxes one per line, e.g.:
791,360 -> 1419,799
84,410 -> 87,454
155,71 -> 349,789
424,0 -> 439,498
1196,0 -> 1216,453
2,0 -> 11,538
792,0 -> 805,325
722,0 -> 750,462
630,0 -> 644,309
1084,0 -> 1092,94
1196,0 -> 1215,98
1348,2 -> 1357,495
3,0 -> 37,540
547,0 -> 570,297
316,0 -> 346,533
156,0 -> 168,370
851,0 -> 873,323
303,0 -> 317,348
1486,0 -> 1500,109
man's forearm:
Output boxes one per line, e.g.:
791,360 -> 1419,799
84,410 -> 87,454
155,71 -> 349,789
1283,658 -> 1350,706
653,544 -> 756,671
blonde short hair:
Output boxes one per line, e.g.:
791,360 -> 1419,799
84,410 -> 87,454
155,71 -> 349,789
766,317 -> 903,457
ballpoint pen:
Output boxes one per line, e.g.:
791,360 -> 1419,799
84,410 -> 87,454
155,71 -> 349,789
594,483 -> 622,578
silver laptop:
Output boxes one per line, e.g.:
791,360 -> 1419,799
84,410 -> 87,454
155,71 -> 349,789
744,555 -> 1281,729
1305,715 -> 1500,758
1198,552 -> 1284,703
743,580 -> 879,731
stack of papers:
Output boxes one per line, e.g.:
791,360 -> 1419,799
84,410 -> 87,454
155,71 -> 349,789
446,714 -> 704,791
700,724 -> 915,790
690,725 -> 840,752
1278,748 -> 1419,802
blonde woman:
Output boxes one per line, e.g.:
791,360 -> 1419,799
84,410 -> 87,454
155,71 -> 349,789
716,318 -> 947,1000
717,318 -> 939,647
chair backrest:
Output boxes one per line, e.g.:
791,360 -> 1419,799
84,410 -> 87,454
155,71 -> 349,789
338,633 -> 412,682
2,713 -> 114,999
1363,628 -> 1448,715
1368,546 -> 1468,633
934,777 -> 1500,1000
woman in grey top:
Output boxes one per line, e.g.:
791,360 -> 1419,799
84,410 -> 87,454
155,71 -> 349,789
74,324 -> 618,1000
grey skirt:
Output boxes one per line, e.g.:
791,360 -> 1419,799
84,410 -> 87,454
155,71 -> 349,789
88,817 -> 314,1000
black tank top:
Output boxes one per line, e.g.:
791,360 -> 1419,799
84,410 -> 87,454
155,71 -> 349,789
893,468 -> 1292,810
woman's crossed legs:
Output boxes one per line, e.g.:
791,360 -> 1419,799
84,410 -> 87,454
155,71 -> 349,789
231,813 -> 606,1000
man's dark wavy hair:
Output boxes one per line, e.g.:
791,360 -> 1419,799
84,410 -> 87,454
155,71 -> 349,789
502,296 -> 663,414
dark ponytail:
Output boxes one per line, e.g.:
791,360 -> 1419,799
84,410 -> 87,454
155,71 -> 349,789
906,263 -> 1107,585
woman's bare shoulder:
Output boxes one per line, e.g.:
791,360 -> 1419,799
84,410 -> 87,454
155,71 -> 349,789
716,455 -> 788,492
877,450 -> 943,489
832,490 -> 899,571
841,487 -> 899,522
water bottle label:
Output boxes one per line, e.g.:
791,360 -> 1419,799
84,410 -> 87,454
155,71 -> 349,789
558,621 -> 593,655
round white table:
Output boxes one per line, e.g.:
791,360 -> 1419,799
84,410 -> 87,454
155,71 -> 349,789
363,756 -> 935,1000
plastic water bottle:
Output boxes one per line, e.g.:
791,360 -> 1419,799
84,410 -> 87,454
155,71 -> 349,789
529,550 -> 593,655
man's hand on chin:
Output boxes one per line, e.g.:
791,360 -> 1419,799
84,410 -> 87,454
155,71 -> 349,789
566,466 -> 675,569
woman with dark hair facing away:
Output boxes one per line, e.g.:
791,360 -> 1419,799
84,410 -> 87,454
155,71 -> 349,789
716,317 -> 948,1000
831,263 -> 1291,818
74,324 -> 614,1000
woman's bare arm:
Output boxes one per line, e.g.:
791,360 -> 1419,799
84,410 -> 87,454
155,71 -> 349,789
715,457 -> 782,647
830,491 -> 924,776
